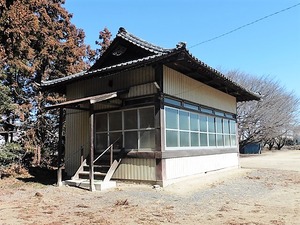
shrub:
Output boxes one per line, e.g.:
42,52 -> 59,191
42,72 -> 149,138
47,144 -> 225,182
0,143 -> 24,166
0,143 -> 29,178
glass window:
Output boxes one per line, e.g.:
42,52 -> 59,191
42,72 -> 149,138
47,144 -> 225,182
223,119 -> 230,134
225,113 -> 234,119
96,107 -> 156,151
124,109 -> 137,129
224,135 -> 230,146
96,113 -> 107,132
209,134 -> 216,146
109,132 -> 122,149
216,134 -> 224,146
109,112 -> 122,131
215,111 -> 224,117
180,131 -> 189,147
200,133 -> 208,146
200,116 -> 207,132
230,135 -> 236,146
208,117 -> 215,133
166,108 -> 178,129
179,111 -> 189,130
166,130 -> 178,147
201,108 -> 213,114
216,118 -> 223,133
140,107 -> 154,128
140,130 -> 155,149
124,131 -> 138,149
230,120 -> 236,134
190,113 -> 199,131
191,132 -> 199,146
164,98 -> 181,106
184,103 -> 198,110
164,105 -> 237,149
96,133 -> 107,151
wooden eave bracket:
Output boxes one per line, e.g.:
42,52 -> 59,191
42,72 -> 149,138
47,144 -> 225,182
45,92 -> 118,110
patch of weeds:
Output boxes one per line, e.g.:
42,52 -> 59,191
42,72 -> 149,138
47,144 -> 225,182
115,199 -> 129,206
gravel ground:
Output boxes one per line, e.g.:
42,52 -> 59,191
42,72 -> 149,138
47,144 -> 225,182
0,150 -> 299,225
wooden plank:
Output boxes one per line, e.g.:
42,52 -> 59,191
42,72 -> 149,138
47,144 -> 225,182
103,159 -> 121,182
46,92 -> 117,109
71,159 -> 87,180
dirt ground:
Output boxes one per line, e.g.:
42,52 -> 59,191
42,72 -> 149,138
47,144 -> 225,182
0,150 -> 300,225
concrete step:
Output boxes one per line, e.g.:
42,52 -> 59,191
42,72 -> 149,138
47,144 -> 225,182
64,179 -> 116,191
78,171 -> 106,180
83,165 -> 110,173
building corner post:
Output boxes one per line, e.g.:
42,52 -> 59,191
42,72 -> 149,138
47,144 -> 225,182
89,104 -> 96,191
57,107 -> 64,187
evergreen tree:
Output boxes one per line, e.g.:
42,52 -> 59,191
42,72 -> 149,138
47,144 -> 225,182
95,27 -> 112,58
0,0 -> 95,165
0,79 -> 14,116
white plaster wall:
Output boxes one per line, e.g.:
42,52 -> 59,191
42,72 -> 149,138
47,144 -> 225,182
165,153 -> 239,180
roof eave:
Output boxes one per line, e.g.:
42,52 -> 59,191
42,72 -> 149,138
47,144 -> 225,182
180,50 -> 260,102
41,47 -> 260,102
41,51 -> 180,93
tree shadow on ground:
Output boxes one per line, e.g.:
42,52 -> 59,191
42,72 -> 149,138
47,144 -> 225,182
17,166 -> 58,185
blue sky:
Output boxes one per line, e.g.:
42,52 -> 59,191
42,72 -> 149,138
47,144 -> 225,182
64,0 -> 300,98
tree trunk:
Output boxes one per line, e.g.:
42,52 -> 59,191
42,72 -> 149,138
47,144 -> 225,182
33,146 -> 41,166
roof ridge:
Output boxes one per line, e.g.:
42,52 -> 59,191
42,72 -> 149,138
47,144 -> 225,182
89,53 -> 166,74
117,27 -> 174,54
41,70 -> 88,85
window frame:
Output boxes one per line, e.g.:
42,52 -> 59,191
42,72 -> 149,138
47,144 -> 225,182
95,106 -> 156,151
165,105 -> 237,150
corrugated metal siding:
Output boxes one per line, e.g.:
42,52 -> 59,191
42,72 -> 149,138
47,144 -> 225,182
163,66 -> 236,113
112,158 -> 156,181
64,66 -> 156,177
93,99 -> 122,111
165,153 -> 238,180
67,66 -> 155,99
65,109 -> 90,176
127,82 -> 157,98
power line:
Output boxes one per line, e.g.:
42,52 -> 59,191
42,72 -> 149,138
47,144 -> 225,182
189,2 -> 300,49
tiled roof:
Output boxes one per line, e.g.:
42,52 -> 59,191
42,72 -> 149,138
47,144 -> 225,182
41,27 -> 260,101
41,70 -> 86,87
184,49 -> 259,99
116,27 -> 173,54
41,52 -> 171,87
41,27 -> 183,88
